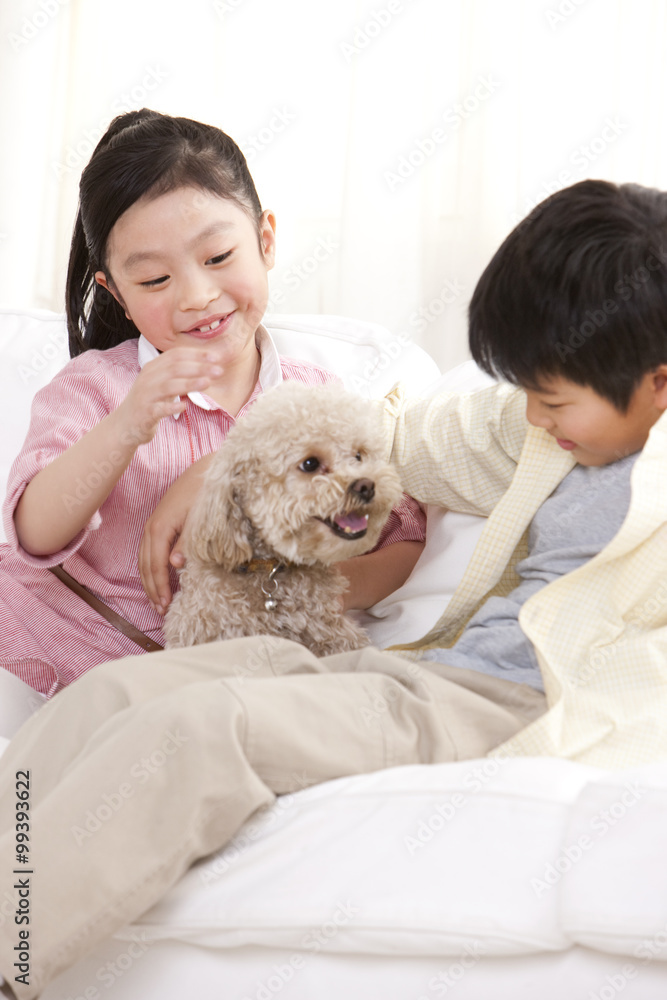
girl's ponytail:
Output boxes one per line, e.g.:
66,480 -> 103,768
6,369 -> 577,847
66,111 -> 156,356
65,210 -> 92,357
65,208 -> 137,357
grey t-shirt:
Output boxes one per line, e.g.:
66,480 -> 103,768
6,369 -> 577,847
420,452 -> 639,691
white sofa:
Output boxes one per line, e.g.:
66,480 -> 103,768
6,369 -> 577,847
2,308 -> 667,1000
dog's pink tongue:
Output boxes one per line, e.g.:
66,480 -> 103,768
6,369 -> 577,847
334,512 -> 369,533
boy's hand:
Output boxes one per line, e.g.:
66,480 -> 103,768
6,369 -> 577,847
139,453 -> 213,613
120,348 -> 223,445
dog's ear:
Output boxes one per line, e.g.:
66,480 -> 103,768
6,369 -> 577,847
185,459 -> 254,569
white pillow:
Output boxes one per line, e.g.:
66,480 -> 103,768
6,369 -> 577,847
122,756 -> 603,957
264,312 -> 441,397
561,764 -> 667,958
0,308 -> 70,542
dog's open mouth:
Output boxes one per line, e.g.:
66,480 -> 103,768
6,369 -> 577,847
317,512 -> 369,540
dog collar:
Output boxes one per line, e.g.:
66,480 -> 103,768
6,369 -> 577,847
236,558 -> 285,575
236,558 -> 288,611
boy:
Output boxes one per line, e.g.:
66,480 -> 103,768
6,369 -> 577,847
386,177 -> 667,765
2,179 -> 667,999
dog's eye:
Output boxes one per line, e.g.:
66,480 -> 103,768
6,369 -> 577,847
299,457 -> 321,473
355,452 -> 362,462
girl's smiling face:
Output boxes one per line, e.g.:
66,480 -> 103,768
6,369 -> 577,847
95,186 -> 276,368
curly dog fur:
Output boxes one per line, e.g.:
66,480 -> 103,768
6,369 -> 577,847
164,381 -> 403,655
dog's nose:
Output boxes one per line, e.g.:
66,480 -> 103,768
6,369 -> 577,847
349,478 -> 375,503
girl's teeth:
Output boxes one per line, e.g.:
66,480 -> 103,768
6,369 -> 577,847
199,318 -> 222,333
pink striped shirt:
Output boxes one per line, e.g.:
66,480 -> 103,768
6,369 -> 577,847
0,327 -> 424,696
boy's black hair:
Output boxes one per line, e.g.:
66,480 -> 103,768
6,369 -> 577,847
468,179 -> 667,411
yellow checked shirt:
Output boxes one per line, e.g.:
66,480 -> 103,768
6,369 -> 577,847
382,382 -> 667,769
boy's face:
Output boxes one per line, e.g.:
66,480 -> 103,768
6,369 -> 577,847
524,372 -> 667,466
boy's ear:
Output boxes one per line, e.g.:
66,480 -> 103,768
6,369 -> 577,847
652,365 -> 667,410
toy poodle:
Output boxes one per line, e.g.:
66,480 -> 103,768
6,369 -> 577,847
164,381 -> 403,655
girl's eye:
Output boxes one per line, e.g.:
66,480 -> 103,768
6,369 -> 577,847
140,275 -> 169,288
299,457 -> 321,473
207,251 -> 233,265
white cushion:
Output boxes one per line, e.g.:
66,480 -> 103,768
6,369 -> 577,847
561,764 -> 667,958
0,308 -> 70,543
120,757 -> 598,956
264,312 -> 441,397
113,756 -> 667,963
0,669 -> 46,741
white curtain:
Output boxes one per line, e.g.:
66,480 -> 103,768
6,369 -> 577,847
1,0 -> 667,373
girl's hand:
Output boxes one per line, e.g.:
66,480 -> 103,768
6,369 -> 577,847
139,453 -> 213,613
119,348 -> 224,445
13,352 -> 219,558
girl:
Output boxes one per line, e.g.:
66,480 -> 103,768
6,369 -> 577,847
0,109 -> 425,697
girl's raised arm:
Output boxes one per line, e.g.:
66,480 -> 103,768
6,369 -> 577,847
14,348 -> 223,556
